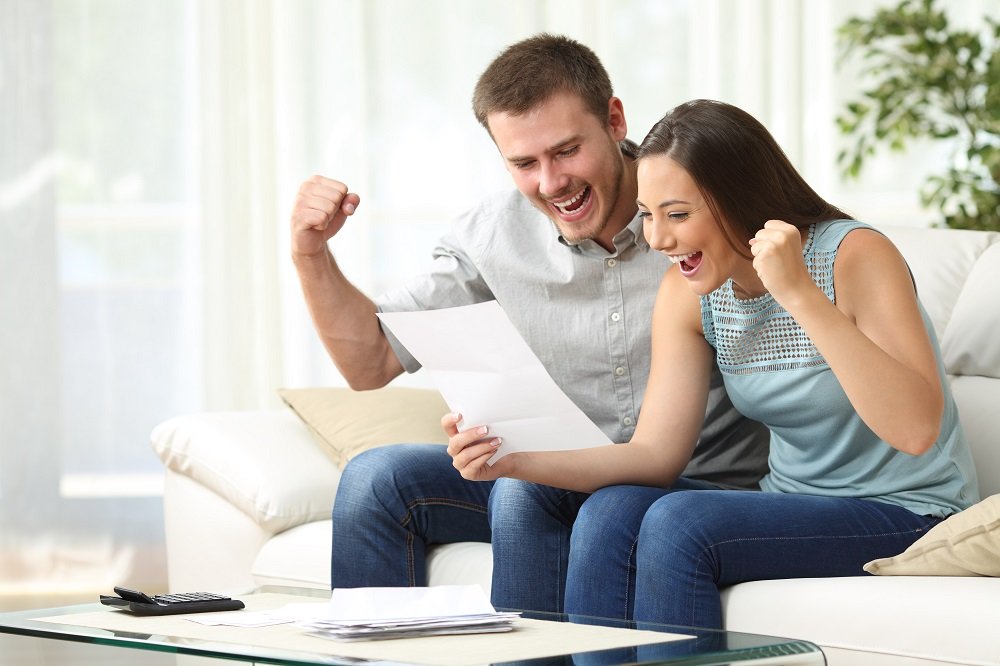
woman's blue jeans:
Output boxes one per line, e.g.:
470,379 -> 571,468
488,477 -> 718,613
565,486 -> 939,629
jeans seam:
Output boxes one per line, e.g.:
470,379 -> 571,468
704,523 -> 933,547
554,488 -> 582,611
406,531 -> 416,586
392,498 -> 487,586
398,497 -> 489,529
626,537 -> 637,620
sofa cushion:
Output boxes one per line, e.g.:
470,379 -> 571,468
251,518 -> 493,594
863,494 -> 1000,576
877,226 -> 998,341
721,576 -> 1000,664
940,241 -> 1000,379
252,520 -> 331,589
152,410 -> 341,533
277,387 -> 450,468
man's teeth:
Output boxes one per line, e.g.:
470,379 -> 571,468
668,252 -> 697,264
553,189 -> 586,213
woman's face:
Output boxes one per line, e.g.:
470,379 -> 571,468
637,155 -> 756,296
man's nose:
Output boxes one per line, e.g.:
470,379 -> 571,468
538,161 -> 569,199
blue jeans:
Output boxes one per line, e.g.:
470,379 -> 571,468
488,478 -> 590,613
566,487 -> 939,629
562,480 -> 722,621
330,444 -> 493,588
490,477 -> 718,614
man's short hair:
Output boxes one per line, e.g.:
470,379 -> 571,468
472,33 -> 613,131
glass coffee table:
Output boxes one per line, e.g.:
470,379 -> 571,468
0,586 -> 824,665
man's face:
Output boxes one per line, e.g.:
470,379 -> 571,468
487,91 -> 632,250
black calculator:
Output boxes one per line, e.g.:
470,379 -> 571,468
100,586 -> 245,616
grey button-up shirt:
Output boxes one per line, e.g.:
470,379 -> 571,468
376,189 -> 767,489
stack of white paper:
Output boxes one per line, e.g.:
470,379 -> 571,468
302,612 -> 521,642
300,585 -> 520,642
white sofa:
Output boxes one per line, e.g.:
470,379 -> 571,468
153,224 -> 1000,666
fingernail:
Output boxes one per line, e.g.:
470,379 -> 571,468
478,426 -> 489,435
344,202 -> 356,214
492,438 -> 502,447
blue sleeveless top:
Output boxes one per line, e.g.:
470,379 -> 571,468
700,220 -> 979,517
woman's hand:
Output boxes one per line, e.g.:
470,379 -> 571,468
749,220 -> 814,308
442,413 -> 510,482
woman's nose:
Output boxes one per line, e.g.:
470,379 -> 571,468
644,218 -> 673,252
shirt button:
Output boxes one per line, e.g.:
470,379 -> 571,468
611,312 -> 621,322
623,417 -> 634,426
607,258 -> 617,267
615,366 -> 625,376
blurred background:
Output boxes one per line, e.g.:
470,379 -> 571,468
1,0 -> 997,605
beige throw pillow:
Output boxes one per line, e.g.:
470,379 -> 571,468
863,494 -> 1000,576
277,387 -> 450,468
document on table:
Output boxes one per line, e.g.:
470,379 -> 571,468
300,585 -> 520,642
189,585 -> 521,641
377,301 -> 611,463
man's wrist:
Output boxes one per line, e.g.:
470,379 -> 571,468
291,246 -> 334,271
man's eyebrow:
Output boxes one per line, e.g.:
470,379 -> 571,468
504,135 -> 583,163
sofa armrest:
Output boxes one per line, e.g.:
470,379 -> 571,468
162,469 -> 270,592
152,410 -> 341,533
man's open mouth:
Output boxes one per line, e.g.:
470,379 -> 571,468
551,186 -> 591,217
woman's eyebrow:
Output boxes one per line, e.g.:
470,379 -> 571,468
655,198 -> 693,208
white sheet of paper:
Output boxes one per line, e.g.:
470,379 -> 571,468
377,301 -> 611,463
324,585 -> 495,622
188,586 -> 498,628
186,611 -> 296,627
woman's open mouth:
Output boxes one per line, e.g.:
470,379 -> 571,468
671,251 -> 703,277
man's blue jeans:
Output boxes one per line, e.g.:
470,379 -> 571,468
487,478 -> 589,612
565,486 -> 939,629
330,444 -> 493,588
330,444 -> 585,612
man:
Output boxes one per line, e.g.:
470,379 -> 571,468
289,33 -> 768,614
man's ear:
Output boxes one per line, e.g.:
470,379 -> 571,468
607,97 -> 628,142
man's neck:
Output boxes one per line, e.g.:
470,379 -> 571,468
595,154 -> 639,251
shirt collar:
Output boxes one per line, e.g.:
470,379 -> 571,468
556,211 -> 648,256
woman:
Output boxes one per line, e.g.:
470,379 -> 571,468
445,99 -> 978,629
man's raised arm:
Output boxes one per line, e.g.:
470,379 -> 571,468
290,175 -> 404,389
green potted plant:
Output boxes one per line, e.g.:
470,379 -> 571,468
836,0 -> 1000,231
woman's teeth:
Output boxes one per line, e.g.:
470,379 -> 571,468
668,252 -> 698,264
670,251 -> 703,274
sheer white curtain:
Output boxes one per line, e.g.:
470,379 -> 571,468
2,0 -> 994,596
2,0 -> 205,595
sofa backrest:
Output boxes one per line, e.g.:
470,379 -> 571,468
878,225 -> 1000,498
